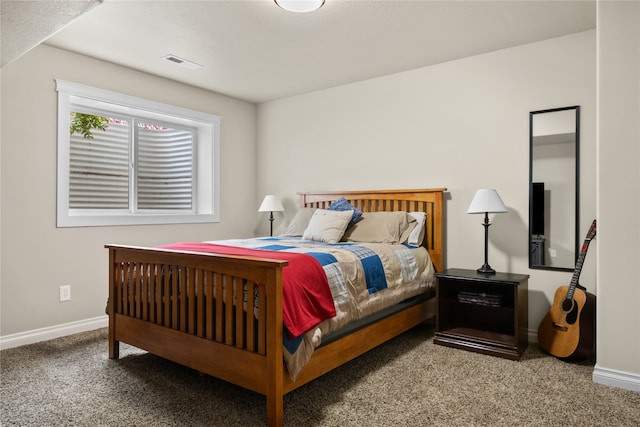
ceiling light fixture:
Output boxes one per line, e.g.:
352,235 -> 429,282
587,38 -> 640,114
275,0 -> 325,13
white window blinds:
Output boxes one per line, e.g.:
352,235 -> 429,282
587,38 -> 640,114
56,79 -> 219,227
69,116 -> 129,209
136,124 -> 194,210
69,117 -> 195,212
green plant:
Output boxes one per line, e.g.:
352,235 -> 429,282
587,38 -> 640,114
70,112 -> 109,139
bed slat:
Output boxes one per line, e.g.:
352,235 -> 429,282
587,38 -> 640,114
206,271 -> 214,340
225,277 -> 233,345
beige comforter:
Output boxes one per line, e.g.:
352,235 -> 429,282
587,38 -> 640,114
207,238 -> 435,380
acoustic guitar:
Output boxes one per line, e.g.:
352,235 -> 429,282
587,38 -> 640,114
537,220 -> 596,361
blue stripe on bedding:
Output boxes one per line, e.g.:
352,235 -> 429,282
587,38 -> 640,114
305,252 -> 338,267
257,244 -> 296,251
283,326 -> 303,354
360,255 -> 388,294
337,245 -> 388,294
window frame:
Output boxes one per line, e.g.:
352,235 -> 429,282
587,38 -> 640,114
56,79 -> 220,227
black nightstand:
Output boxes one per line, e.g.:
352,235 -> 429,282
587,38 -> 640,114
434,268 -> 529,360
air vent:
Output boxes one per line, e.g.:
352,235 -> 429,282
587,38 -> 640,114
162,54 -> 202,70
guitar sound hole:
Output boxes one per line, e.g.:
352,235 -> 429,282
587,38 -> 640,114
563,299 -> 578,325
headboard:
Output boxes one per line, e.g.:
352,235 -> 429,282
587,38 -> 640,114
298,188 -> 446,272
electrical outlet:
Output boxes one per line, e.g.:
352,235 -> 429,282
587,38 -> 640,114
549,249 -> 557,258
59,285 -> 71,302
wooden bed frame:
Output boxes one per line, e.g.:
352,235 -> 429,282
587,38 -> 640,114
106,188 -> 445,427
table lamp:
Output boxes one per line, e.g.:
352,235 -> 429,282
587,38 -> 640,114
467,189 -> 507,274
259,195 -> 284,236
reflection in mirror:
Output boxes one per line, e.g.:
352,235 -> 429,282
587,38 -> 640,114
529,106 -> 579,271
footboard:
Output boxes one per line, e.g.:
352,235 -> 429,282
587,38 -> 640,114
106,244 -> 288,425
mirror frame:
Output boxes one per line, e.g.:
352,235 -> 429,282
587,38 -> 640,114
529,105 -> 580,271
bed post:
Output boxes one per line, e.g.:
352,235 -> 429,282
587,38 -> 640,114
431,190 -> 445,272
266,266 -> 285,427
107,247 -> 120,359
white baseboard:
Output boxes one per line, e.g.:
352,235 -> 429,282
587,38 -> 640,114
0,315 -> 108,351
593,364 -> 640,393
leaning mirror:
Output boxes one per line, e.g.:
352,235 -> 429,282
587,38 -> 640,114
529,106 -> 579,271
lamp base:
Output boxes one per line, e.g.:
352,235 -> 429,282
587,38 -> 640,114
477,265 -> 496,274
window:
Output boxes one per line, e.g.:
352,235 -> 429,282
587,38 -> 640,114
56,80 -> 220,227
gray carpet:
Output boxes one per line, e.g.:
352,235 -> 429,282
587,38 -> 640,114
1,325 -> 638,426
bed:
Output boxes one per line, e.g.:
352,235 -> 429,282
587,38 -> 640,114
106,188 -> 445,426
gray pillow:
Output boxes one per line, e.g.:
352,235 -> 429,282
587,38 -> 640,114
279,208 -> 317,237
343,211 -> 416,243
302,209 -> 353,244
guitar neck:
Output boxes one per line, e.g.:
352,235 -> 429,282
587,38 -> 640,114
566,220 -> 597,300
566,242 -> 589,299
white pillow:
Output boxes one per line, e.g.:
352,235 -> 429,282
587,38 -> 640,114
280,208 -> 317,237
407,211 -> 426,246
302,209 -> 354,244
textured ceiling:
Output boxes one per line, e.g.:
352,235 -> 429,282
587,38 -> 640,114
0,0 -> 102,67
4,0 -> 596,103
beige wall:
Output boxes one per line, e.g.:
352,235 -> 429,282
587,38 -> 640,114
257,30 -> 597,337
2,10 -> 637,391
594,0 -> 640,387
0,44 -> 257,336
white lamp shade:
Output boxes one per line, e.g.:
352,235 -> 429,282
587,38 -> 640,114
259,195 -> 284,212
275,0 -> 325,13
467,189 -> 507,214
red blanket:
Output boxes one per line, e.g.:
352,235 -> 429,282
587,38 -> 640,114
158,242 -> 336,338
